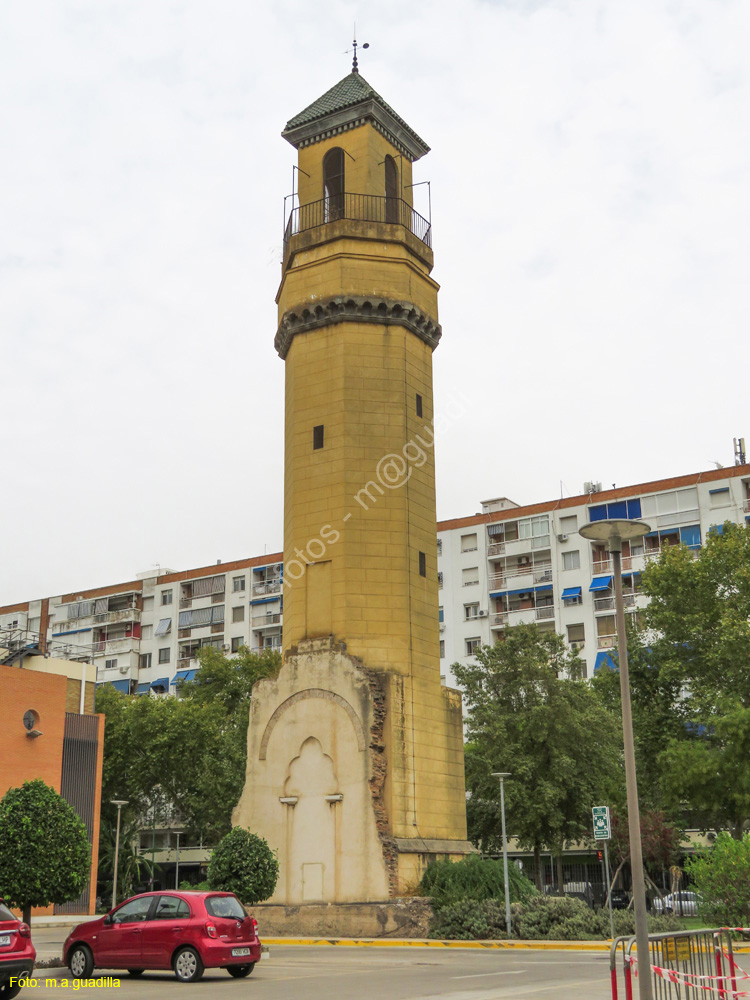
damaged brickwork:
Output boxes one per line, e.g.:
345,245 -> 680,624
365,667 -> 400,897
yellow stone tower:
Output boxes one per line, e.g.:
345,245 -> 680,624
234,61 -> 471,902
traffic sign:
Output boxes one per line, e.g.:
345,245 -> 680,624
592,805 -> 610,840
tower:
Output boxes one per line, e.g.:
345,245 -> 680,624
234,64 -> 471,903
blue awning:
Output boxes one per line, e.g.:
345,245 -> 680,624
171,669 -> 197,685
249,597 -> 279,606
53,627 -> 92,636
709,524 -> 724,536
135,683 -> 151,695
561,586 -> 582,600
151,677 -> 169,691
97,679 -> 130,693
594,651 -> 617,673
709,487 -> 729,495
589,576 -> 613,592
535,584 -> 553,593
489,591 -> 505,599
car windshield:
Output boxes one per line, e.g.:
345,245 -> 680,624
205,895 -> 246,919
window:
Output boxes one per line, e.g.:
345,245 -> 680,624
567,623 -> 585,644
438,606 -> 444,622
438,571 -> 443,589
158,648 -> 170,664
105,659 -> 117,669
465,637 -> 481,656
232,606 -> 245,623
313,424 -> 324,450
385,154 -> 399,222
562,550 -> 580,571
205,895 -> 246,919
462,567 -> 479,587
416,393 -> 423,418
233,576 -> 246,593
154,896 -> 190,920
111,896 -> 153,924
323,147 -> 345,221
140,625 -> 153,640
461,533 -> 478,552
439,640 -> 445,658
142,596 -> 154,612
419,551 -> 426,577
709,487 -> 730,508
161,590 -> 173,606
559,514 -> 578,534
139,653 -> 152,670
231,636 -> 243,653
464,603 -> 479,620
589,498 -> 642,521
437,538 -> 442,556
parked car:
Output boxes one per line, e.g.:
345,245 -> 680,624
609,889 -> 630,911
0,898 -> 36,999
64,891 -> 261,983
652,891 -> 700,916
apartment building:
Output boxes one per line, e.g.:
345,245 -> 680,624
437,463 -> 750,685
2,463 -> 748,695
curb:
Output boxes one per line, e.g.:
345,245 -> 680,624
261,937 -> 611,950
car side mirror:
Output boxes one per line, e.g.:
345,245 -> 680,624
104,913 -> 112,925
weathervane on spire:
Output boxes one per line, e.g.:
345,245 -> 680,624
349,25 -> 369,73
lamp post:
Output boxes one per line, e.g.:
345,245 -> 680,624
174,830 -> 184,890
491,772 -> 512,938
579,518 -> 652,1000
110,799 -> 129,910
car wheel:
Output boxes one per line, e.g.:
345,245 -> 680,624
173,946 -> 204,983
69,943 -> 95,979
227,964 -> 255,978
1,980 -> 24,999
127,969 -> 145,977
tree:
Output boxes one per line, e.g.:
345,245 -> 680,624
180,645 -> 279,714
96,819 -> 154,904
639,522 -> 750,836
686,832 -> 750,925
207,828 -> 279,904
454,624 -> 623,889
0,779 -> 91,925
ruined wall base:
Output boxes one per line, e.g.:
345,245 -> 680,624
251,898 -> 434,939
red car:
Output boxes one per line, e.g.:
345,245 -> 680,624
0,899 -> 36,999
64,891 -> 260,983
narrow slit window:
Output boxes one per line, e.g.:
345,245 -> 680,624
323,148 -> 345,221
313,425 -> 324,450
419,551 -> 426,577
385,155 -> 399,223
416,393 -> 423,417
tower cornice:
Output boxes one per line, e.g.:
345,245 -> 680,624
274,295 -> 441,359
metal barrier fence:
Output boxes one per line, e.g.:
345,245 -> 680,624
611,928 -> 750,999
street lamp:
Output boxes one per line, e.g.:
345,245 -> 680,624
110,799 -> 129,910
579,518 -> 652,1000
174,830 -> 184,890
491,772 -> 512,938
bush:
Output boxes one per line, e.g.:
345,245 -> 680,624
419,855 -> 537,910
429,899 -> 509,940
686,832 -> 750,926
207,827 -> 279,905
179,880 -> 210,892
428,894 -> 688,941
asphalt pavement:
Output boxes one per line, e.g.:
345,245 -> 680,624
17,940 -> 614,999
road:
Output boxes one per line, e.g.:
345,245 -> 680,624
18,940 -> 614,1000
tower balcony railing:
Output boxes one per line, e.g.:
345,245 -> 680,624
283,193 -> 432,258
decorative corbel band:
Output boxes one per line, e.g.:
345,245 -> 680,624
275,295 -> 442,359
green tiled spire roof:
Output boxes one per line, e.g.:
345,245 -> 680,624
282,72 -> 429,161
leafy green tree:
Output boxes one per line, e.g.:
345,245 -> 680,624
686,832 -> 750,925
181,645 -> 280,714
97,820 -> 154,904
639,522 -> 750,836
454,624 -> 623,889
207,827 -> 279,904
0,779 -> 91,925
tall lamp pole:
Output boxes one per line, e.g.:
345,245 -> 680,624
579,518 -> 652,1000
110,799 -> 129,910
491,772 -> 513,938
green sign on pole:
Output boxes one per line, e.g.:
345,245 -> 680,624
592,805 -> 610,841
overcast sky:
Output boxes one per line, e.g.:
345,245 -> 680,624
2,0 -> 748,605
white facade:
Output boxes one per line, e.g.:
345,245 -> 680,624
438,467 -> 750,686
3,464 -> 749,695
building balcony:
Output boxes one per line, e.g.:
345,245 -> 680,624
93,608 -> 141,626
744,498 -> 750,513
93,637 -> 140,655
598,635 -> 617,649
490,612 -> 508,628
252,580 -> 282,597
252,639 -> 282,653
283,193 -> 432,262
594,597 -> 615,612
252,613 -> 282,629
487,541 -> 506,558
535,606 -> 555,620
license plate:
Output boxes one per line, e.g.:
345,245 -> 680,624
0,935 -> 10,947
232,947 -> 251,957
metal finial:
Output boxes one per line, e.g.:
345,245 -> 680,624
350,25 -> 368,73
